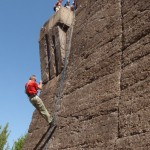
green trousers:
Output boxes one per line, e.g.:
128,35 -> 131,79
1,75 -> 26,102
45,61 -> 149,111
29,95 -> 52,123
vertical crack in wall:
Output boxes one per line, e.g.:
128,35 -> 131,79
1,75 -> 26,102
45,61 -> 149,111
118,0 -> 124,140
114,0 -> 124,148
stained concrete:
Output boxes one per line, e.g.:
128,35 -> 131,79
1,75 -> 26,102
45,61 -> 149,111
23,0 -> 150,149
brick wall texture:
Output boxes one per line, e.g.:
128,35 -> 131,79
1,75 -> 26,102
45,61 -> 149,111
23,0 -> 150,149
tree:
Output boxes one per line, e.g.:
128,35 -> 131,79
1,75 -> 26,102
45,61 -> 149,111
0,123 -> 10,150
12,134 -> 27,150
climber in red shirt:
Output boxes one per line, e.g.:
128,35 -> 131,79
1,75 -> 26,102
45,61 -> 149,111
25,75 -> 53,125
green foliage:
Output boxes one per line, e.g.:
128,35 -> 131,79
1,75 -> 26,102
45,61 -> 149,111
12,134 -> 27,150
0,123 -> 10,150
0,124 -> 27,150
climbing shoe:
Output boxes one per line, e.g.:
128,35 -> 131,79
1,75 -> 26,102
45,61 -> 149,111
49,117 -> 54,127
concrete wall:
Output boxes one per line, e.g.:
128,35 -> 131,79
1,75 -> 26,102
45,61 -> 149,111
23,0 -> 150,149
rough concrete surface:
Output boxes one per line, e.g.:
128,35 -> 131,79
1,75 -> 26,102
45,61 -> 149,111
23,0 -> 150,149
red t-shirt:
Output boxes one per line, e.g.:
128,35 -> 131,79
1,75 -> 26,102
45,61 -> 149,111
25,80 -> 38,95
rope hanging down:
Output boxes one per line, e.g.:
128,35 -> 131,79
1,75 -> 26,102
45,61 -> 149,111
43,11 -> 76,150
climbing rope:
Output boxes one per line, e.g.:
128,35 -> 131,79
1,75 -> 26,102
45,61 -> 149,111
42,11 -> 76,150
53,12 -> 75,122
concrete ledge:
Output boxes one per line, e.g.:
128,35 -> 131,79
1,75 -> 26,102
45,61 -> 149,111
39,7 -> 74,41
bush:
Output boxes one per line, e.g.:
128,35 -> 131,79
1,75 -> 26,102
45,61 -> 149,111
0,123 -> 10,150
12,134 -> 27,150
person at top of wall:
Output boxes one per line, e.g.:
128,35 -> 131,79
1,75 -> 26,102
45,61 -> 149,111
64,1 -> 71,10
71,0 -> 77,11
54,0 -> 63,12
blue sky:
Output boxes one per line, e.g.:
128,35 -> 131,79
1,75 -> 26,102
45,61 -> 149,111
0,0 -> 72,148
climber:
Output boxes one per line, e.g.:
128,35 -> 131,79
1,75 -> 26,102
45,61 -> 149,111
71,0 -> 77,11
25,75 -> 53,126
54,0 -> 63,12
64,0 -> 71,10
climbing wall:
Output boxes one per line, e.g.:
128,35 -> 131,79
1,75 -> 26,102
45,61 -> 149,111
53,0 -> 122,149
23,0 -> 150,149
